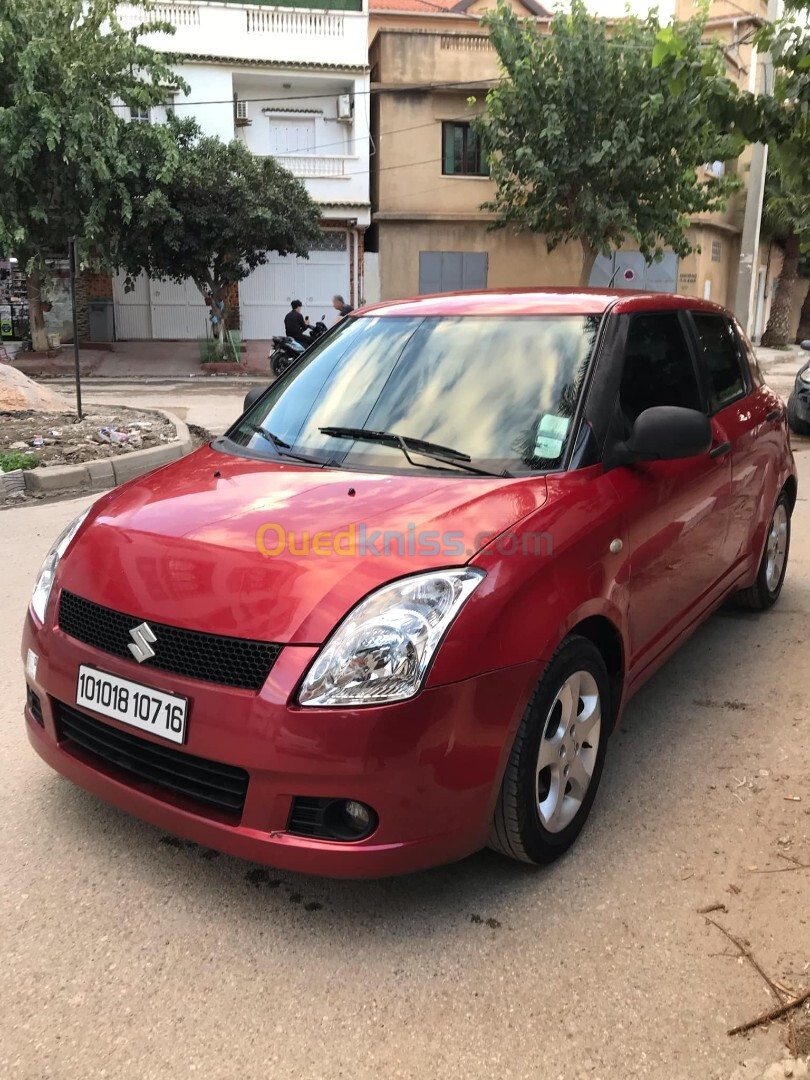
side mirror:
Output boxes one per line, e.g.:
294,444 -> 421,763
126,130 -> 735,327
800,340 -> 810,352
243,385 -> 270,413
605,406 -> 712,470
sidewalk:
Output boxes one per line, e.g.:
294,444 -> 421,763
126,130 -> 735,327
8,339 -> 273,379
7,337 -> 808,387
755,344 -> 807,399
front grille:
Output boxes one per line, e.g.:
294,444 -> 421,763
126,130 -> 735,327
58,590 -> 281,691
56,701 -> 249,817
27,686 -> 44,726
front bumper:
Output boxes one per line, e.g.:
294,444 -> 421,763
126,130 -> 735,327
22,609 -> 540,877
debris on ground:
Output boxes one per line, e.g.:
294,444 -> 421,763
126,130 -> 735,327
0,408 -> 177,470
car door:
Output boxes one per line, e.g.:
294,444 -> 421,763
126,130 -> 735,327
688,311 -> 785,575
606,310 -> 733,674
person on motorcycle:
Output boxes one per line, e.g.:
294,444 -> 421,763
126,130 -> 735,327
284,300 -> 311,346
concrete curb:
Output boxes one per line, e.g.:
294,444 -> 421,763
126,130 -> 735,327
20,410 -> 193,497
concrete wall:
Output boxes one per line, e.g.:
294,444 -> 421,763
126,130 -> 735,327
377,220 -> 583,299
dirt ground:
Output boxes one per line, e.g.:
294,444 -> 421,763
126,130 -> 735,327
0,407 -> 177,469
0,449 -> 808,1079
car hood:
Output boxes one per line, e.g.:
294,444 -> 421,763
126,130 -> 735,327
60,445 -> 547,644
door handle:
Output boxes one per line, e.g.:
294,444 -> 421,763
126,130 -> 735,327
765,408 -> 782,422
710,441 -> 731,459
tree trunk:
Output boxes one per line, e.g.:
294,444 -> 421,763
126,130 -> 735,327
761,234 -> 800,347
796,280 -> 810,344
26,273 -> 49,352
579,241 -> 598,288
211,283 -> 228,359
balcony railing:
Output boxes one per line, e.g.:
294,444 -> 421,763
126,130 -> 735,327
118,3 -> 200,28
440,34 -> 493,51
115,2 -> 367,66
246,9 -> 345,37
275,154 -> 354,178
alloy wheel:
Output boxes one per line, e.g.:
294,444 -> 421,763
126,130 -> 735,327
536,670 -> 602,833
765,503 -> 789,593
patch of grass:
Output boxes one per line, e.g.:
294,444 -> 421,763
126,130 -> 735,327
197,337 -> 237,364
0,449 -> 38,473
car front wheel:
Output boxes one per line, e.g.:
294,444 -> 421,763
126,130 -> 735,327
489,635 -> 611,865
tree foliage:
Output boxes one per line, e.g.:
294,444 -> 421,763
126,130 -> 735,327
0,0 -> 184,347
476,1 -> 750,284
117,121 -> 324,355
0,0 -> 183,260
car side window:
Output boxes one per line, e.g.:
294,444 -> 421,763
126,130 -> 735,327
733,319 -> 764,388
692,313 -> 747,410
618,312 -> 704,424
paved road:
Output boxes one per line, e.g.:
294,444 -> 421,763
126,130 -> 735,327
2,420 -> 809,1079
46,376 -> 264,437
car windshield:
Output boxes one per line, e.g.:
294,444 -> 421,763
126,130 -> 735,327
225,314 -> 601,475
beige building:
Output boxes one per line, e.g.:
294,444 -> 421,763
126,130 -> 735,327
367,0 -> 777,327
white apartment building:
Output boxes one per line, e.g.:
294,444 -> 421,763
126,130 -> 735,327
112,0 -> 371,341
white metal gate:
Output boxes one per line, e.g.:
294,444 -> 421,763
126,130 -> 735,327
113,271 -> 209,339
240,236 -> 350,340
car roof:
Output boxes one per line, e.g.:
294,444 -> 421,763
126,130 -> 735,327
355,288 -> 732,319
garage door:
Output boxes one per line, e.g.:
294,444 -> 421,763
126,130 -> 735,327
113,271 -> 209,340
240,233 -> 350,340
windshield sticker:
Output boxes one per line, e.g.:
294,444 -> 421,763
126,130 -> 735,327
533,414 -> 570,459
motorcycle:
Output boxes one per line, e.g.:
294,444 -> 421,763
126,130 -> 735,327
269,315 -> 328,377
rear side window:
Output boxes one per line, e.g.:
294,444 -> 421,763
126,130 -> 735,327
692,313 -> 746,409
733,319 -> 764,387
619,312 -> 703,422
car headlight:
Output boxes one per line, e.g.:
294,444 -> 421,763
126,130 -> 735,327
298,568 -> 486,707
30,508 -> 91,623
800,366 -> 810,386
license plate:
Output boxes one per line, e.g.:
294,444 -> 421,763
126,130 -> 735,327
76,665 -> 188,745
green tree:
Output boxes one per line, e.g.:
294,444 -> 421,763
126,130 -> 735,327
476,1 -> 750,285
759,139 -> 810,346
0,0 -> 182,350
117,122 -> 323,357
756,0 -> 810,345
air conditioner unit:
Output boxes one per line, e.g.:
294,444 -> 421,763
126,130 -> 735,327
234,99 -> 251,125
336,94 -> 353,122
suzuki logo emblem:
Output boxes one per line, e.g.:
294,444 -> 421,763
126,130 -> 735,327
128,622 -> 157,663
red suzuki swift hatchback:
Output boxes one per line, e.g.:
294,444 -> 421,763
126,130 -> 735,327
22,290 -> 796,877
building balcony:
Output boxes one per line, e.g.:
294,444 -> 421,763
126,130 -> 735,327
275,154 -> 357,178
117,2 -> 369,68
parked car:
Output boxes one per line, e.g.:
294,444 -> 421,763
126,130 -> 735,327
787,340 -> 810,436
22,290 -> 796,878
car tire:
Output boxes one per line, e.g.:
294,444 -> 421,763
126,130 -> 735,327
489,635 -> 611,865
787,392 -> 810,437
735,491 -> 791,611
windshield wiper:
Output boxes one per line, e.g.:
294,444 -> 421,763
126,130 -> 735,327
319,426 -> 511,478
243,423 -> 337,468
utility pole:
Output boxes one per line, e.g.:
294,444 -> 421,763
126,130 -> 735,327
68,237 -> 83,420
733,0 -> 779,336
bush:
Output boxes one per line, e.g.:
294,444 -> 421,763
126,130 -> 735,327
0,449 -> 38,472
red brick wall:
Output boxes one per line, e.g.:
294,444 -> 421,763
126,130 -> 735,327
83,271 -> 113,301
